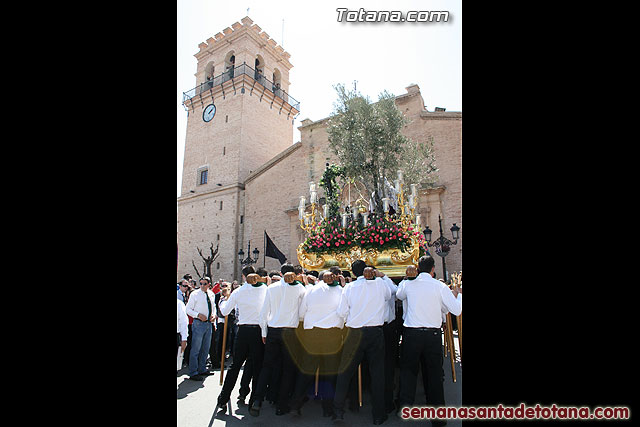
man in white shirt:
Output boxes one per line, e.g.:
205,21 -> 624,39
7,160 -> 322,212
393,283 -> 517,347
332,260 -> 392,425
215,265 -> 268,412
395,256 -> 461,426
184,277 -> 216,381
249,263 -> 306,417
289,270 -> 345,417
380,272 -> 399,415
177,298 -> 189,355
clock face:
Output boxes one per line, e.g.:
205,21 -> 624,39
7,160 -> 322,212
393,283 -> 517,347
203,103 -> 216,122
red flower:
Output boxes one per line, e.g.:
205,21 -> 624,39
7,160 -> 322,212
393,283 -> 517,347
335,242 -> 339,246
385,237 -> 389,242
326,243 -> 330,247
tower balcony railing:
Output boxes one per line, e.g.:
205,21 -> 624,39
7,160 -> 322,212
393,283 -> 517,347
182,63 -> 300,111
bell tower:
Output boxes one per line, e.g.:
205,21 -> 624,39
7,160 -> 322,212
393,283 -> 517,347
178,16 -> 300,281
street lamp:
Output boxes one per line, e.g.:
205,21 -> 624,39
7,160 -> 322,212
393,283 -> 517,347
423,215 -> 460,282
238,241 -> 260,266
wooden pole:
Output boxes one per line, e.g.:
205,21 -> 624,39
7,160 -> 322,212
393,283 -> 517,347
457,314 -> 462,363
443,322 -> 449,357
445,313 -> 456,382
219,315 -> 229,385
315,366 -> 320,396
358,364 -> 362,407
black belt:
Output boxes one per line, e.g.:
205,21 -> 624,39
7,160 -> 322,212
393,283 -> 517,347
407,327 -> 440,331
239,324 -> 261,328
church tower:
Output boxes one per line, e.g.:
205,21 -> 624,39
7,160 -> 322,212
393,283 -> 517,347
178,16 -> 300,281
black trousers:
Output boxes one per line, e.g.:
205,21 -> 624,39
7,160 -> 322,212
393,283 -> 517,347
398,328 -> 445,408
217,325 -> 264,406
254,327 -> 298,410
333,326 -> 386,420
290,327 -> 343,409
238,354 -> 252,399
382,320 -> 398,411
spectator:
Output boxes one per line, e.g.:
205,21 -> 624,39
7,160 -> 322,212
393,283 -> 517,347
177,298 -> 189,356
178,279 -> 189,302
185,276 -> 216,381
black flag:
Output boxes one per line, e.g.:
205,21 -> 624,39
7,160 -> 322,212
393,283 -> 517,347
264,231 -> 287,265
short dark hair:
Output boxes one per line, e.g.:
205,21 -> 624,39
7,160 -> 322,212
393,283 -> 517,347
418,255 -> 435,274
242,265 -> 256,277
342,270 -> 352,278
255,267 -> 268,276
268,270 -> 281,278
280,263 -> 295,274
200,276 -> 211,284
183,274 -> 192,280
293,264 -> 304,274
308,270 -> 319,278
351,260 -> 367,277
329,266 -> 342,275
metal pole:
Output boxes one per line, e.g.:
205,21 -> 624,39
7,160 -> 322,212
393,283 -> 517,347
438,215 -> 447,281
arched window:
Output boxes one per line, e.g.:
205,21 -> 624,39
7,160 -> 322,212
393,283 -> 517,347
272,68 -> 282,98
254,55 -> 265,85
204,62 -> 215,90
224,51 -> 235,81
205,62 -> 215,81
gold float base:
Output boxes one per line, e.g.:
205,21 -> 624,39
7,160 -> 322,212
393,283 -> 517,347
297,239 -> 419,278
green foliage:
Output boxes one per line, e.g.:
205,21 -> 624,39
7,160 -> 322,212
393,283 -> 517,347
326,83 -> 438,213
318,164 -> 345,219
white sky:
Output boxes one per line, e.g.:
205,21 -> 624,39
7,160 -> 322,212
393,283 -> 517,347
177,0 -> 462,198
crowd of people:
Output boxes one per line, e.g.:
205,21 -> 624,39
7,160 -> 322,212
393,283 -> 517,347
176,255 -> 462,426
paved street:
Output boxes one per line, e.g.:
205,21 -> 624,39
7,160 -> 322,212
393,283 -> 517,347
177,332 -> 462,427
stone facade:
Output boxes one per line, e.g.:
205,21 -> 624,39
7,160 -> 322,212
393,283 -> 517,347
178,18 -> 461,282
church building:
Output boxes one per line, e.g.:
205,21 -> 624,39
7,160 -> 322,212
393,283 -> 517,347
178,16 -> 462,282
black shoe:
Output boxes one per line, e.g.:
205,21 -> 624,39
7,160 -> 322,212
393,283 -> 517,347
331,409 -> 345,421
322,406 -> 335,417
237,396 -> 246,406
321,400 -> 335,417
215,404 -> 227,415
200,371 -> 215,376
188,374 -> 204,381
249,400 -> 262,417
275,406 -> 290,416
373,414 -> 388,425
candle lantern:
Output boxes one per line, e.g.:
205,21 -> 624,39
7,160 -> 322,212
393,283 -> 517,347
382,197 -> 390,213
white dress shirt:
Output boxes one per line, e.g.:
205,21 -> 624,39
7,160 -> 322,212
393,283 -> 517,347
259,278 -> 306,337
219,281 -> 267,326
299,280 -> 344,329
185,288 -> 216,320
177,299 -> 189,339
380,275 -> 397,323
337,275 -> 392,328
396,272 -> 462,328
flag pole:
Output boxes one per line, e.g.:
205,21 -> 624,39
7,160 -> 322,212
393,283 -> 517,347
263,230 -> 266,268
